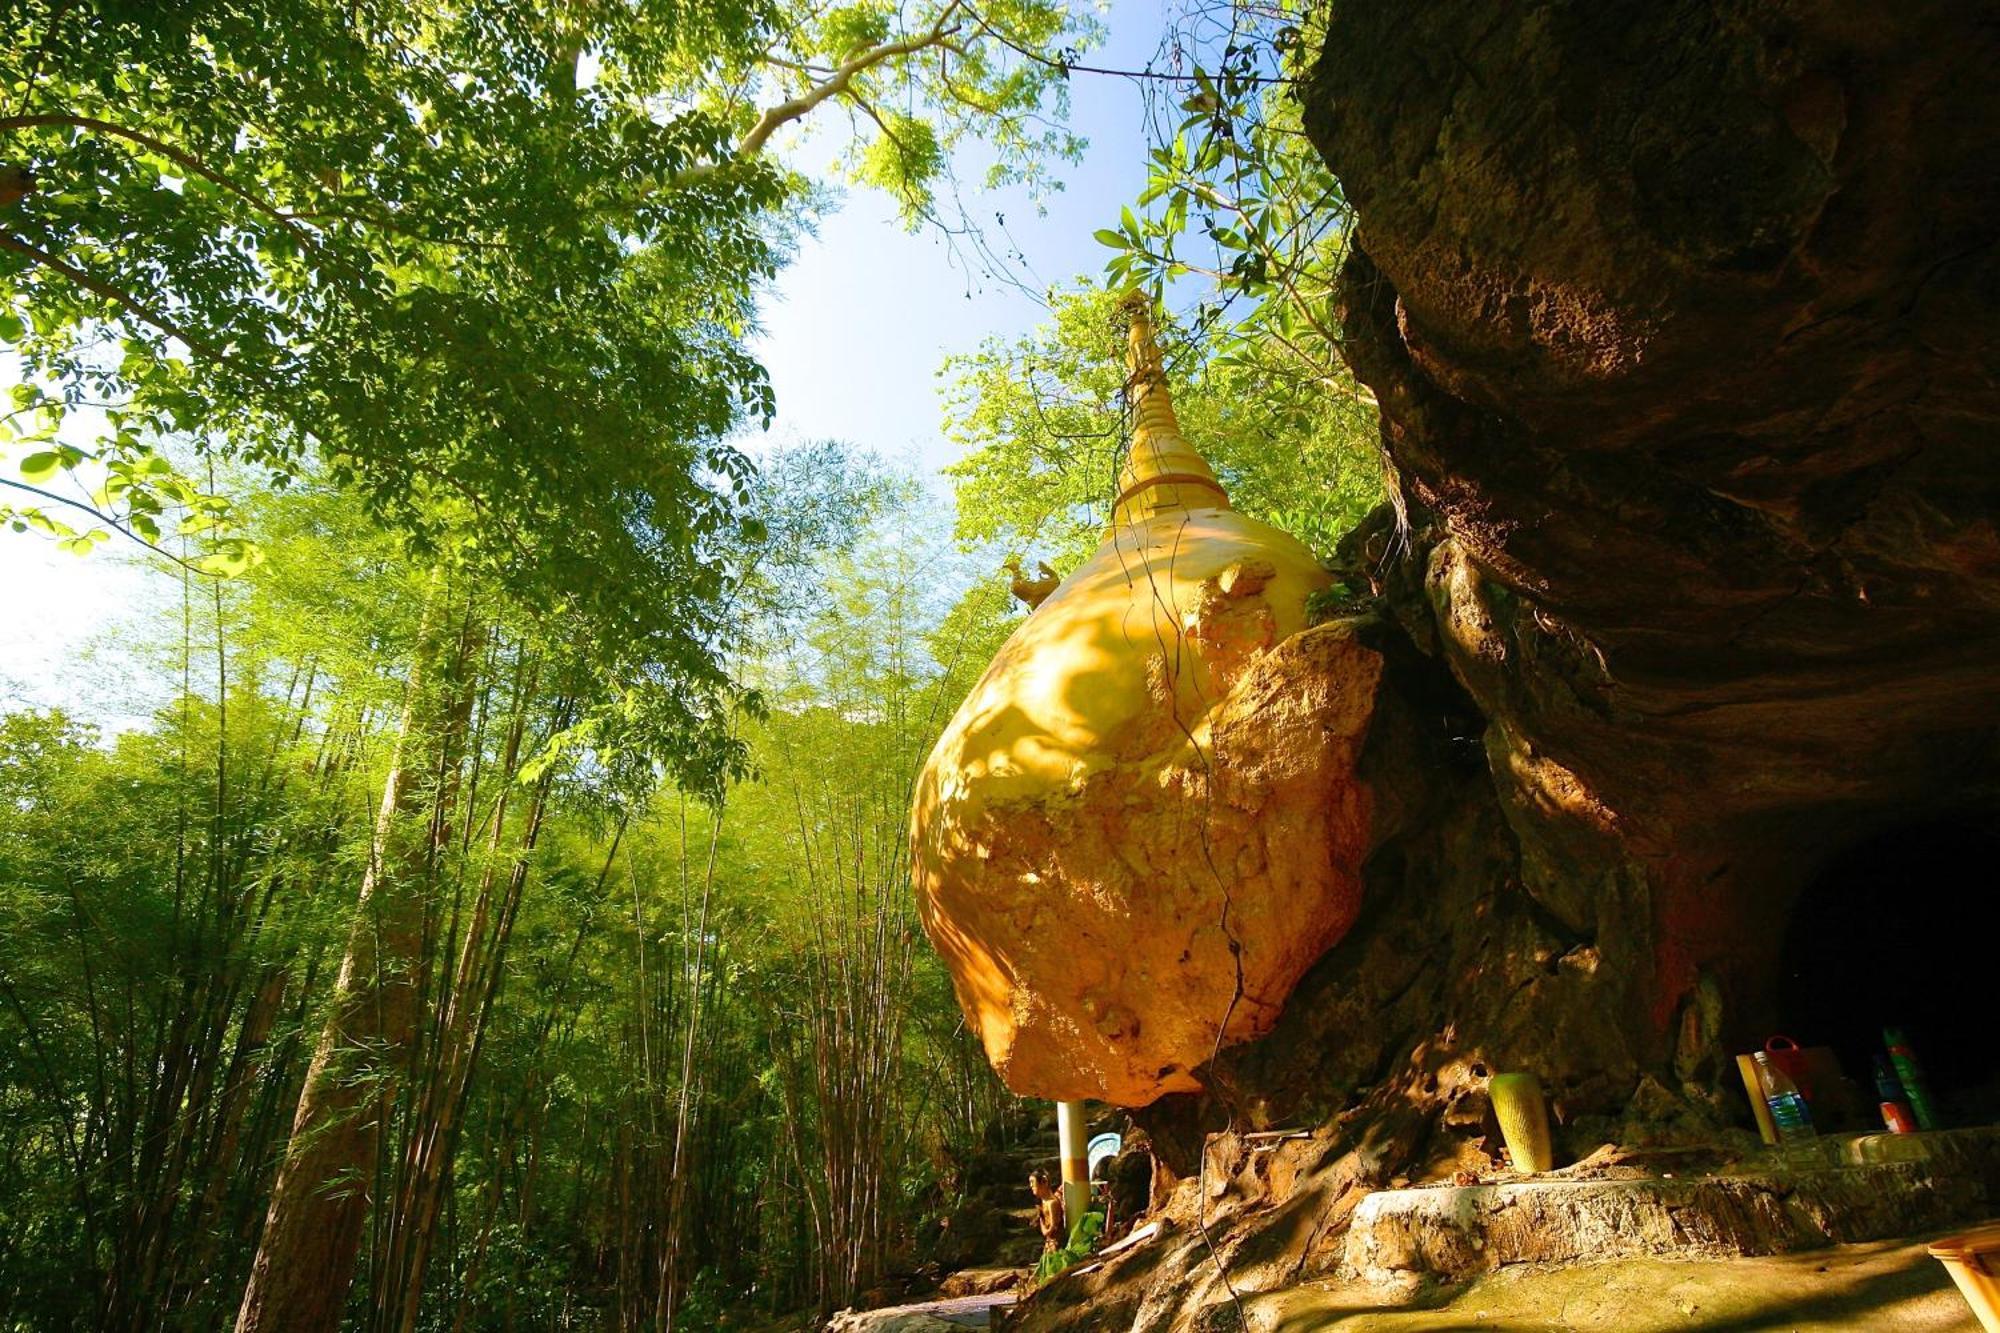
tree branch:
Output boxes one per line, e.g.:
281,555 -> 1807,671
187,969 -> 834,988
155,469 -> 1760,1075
0,476 -> 220,575
737,4 -> 966,158
0,113 -> 319,253
0,231 -> 237,367
965,14 -> 1296,85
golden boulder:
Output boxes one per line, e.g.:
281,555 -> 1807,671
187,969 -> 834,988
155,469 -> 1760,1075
911,298 -> 1383,1106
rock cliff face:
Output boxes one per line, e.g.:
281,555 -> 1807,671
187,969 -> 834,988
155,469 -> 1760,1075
1006,1 -> 2000,1325
1298,0 -> 2000,1071
1313,0 -> 2000,826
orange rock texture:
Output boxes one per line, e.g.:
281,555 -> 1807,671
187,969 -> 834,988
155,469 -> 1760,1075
910,300 -> 1383,1106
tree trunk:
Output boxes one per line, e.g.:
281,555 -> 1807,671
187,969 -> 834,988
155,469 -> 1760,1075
381,694 -> 563,1333
235,590 -> 480,1333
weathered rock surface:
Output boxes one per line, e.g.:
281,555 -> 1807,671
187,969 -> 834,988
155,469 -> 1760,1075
1007,1132 -> 2000,1329
828,1296 -> 1012,1333
827,1315 -> 964,1333
1303,0 -> 2000,1026
938,1268 -> 1028,1299
1243,1239 -> 1975,1332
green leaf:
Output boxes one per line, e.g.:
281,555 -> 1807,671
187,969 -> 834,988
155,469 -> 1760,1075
1091,228 -> 1129,250
0,311 -> 23,343
193,538 -> 263,578
18,451 -> 61,483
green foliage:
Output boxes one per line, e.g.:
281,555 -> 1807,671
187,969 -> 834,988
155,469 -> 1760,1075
943,283 -> 1381,566
0,0 -> 810,803
858,113 -> 947,225
0,691 -> 390,1328
0,3 -> 1109,1330
796,0 -> 1097,229
3,0 -> 783,571
818,2 -> 895,57
1098,6 -> 1348,369
3,0 -> 1094,796
0,457 -> 1015,1328
1031,1208 -> 1105,1286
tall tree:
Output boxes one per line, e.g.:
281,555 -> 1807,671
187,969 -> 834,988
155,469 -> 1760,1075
0,450 -> 1026,1328
4,3 -> 1092,1326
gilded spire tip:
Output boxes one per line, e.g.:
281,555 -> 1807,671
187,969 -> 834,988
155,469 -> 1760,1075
1114,292 -> 1229,523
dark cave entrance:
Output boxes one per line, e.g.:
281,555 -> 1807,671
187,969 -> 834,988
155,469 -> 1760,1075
1776,815 -> 2000,1125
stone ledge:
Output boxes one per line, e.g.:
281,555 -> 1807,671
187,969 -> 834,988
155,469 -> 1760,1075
1345,1127 -> 2000,1281
827,1292 -> 1017,1331
1247,1237 -> 1970,1332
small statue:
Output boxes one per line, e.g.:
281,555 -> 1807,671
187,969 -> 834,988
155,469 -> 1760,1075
1028,1167 -> 1066,1253
1004,557 -> 1061,611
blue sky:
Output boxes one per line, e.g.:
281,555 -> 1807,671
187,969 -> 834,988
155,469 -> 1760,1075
754,0 -> 1165,467
0,3 -> 1168,721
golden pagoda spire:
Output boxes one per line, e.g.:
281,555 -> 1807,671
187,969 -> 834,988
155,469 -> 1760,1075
1114,291 -> 1231,524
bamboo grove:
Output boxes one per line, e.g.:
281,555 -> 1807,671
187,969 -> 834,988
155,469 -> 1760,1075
0,1 -> 1381,1327
0,470 -> 1017,1329
0,1 -> 1076,1322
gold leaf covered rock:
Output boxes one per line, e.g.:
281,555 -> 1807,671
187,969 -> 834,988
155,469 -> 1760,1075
911,296 -> 1382,1105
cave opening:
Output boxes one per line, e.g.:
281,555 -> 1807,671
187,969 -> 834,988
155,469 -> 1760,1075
1776,814 -> 2000,1126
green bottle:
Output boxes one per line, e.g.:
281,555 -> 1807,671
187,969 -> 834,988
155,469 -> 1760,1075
1883,1027 -> 1938,1131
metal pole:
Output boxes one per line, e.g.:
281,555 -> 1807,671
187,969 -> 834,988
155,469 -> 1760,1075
1056,1100 -> 1090,1231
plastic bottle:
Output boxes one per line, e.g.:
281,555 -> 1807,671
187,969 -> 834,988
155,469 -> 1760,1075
1873,1053 -> 1918,1134
1752,1050 -> 1816,1142
1884,1027 -> 1939,1130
